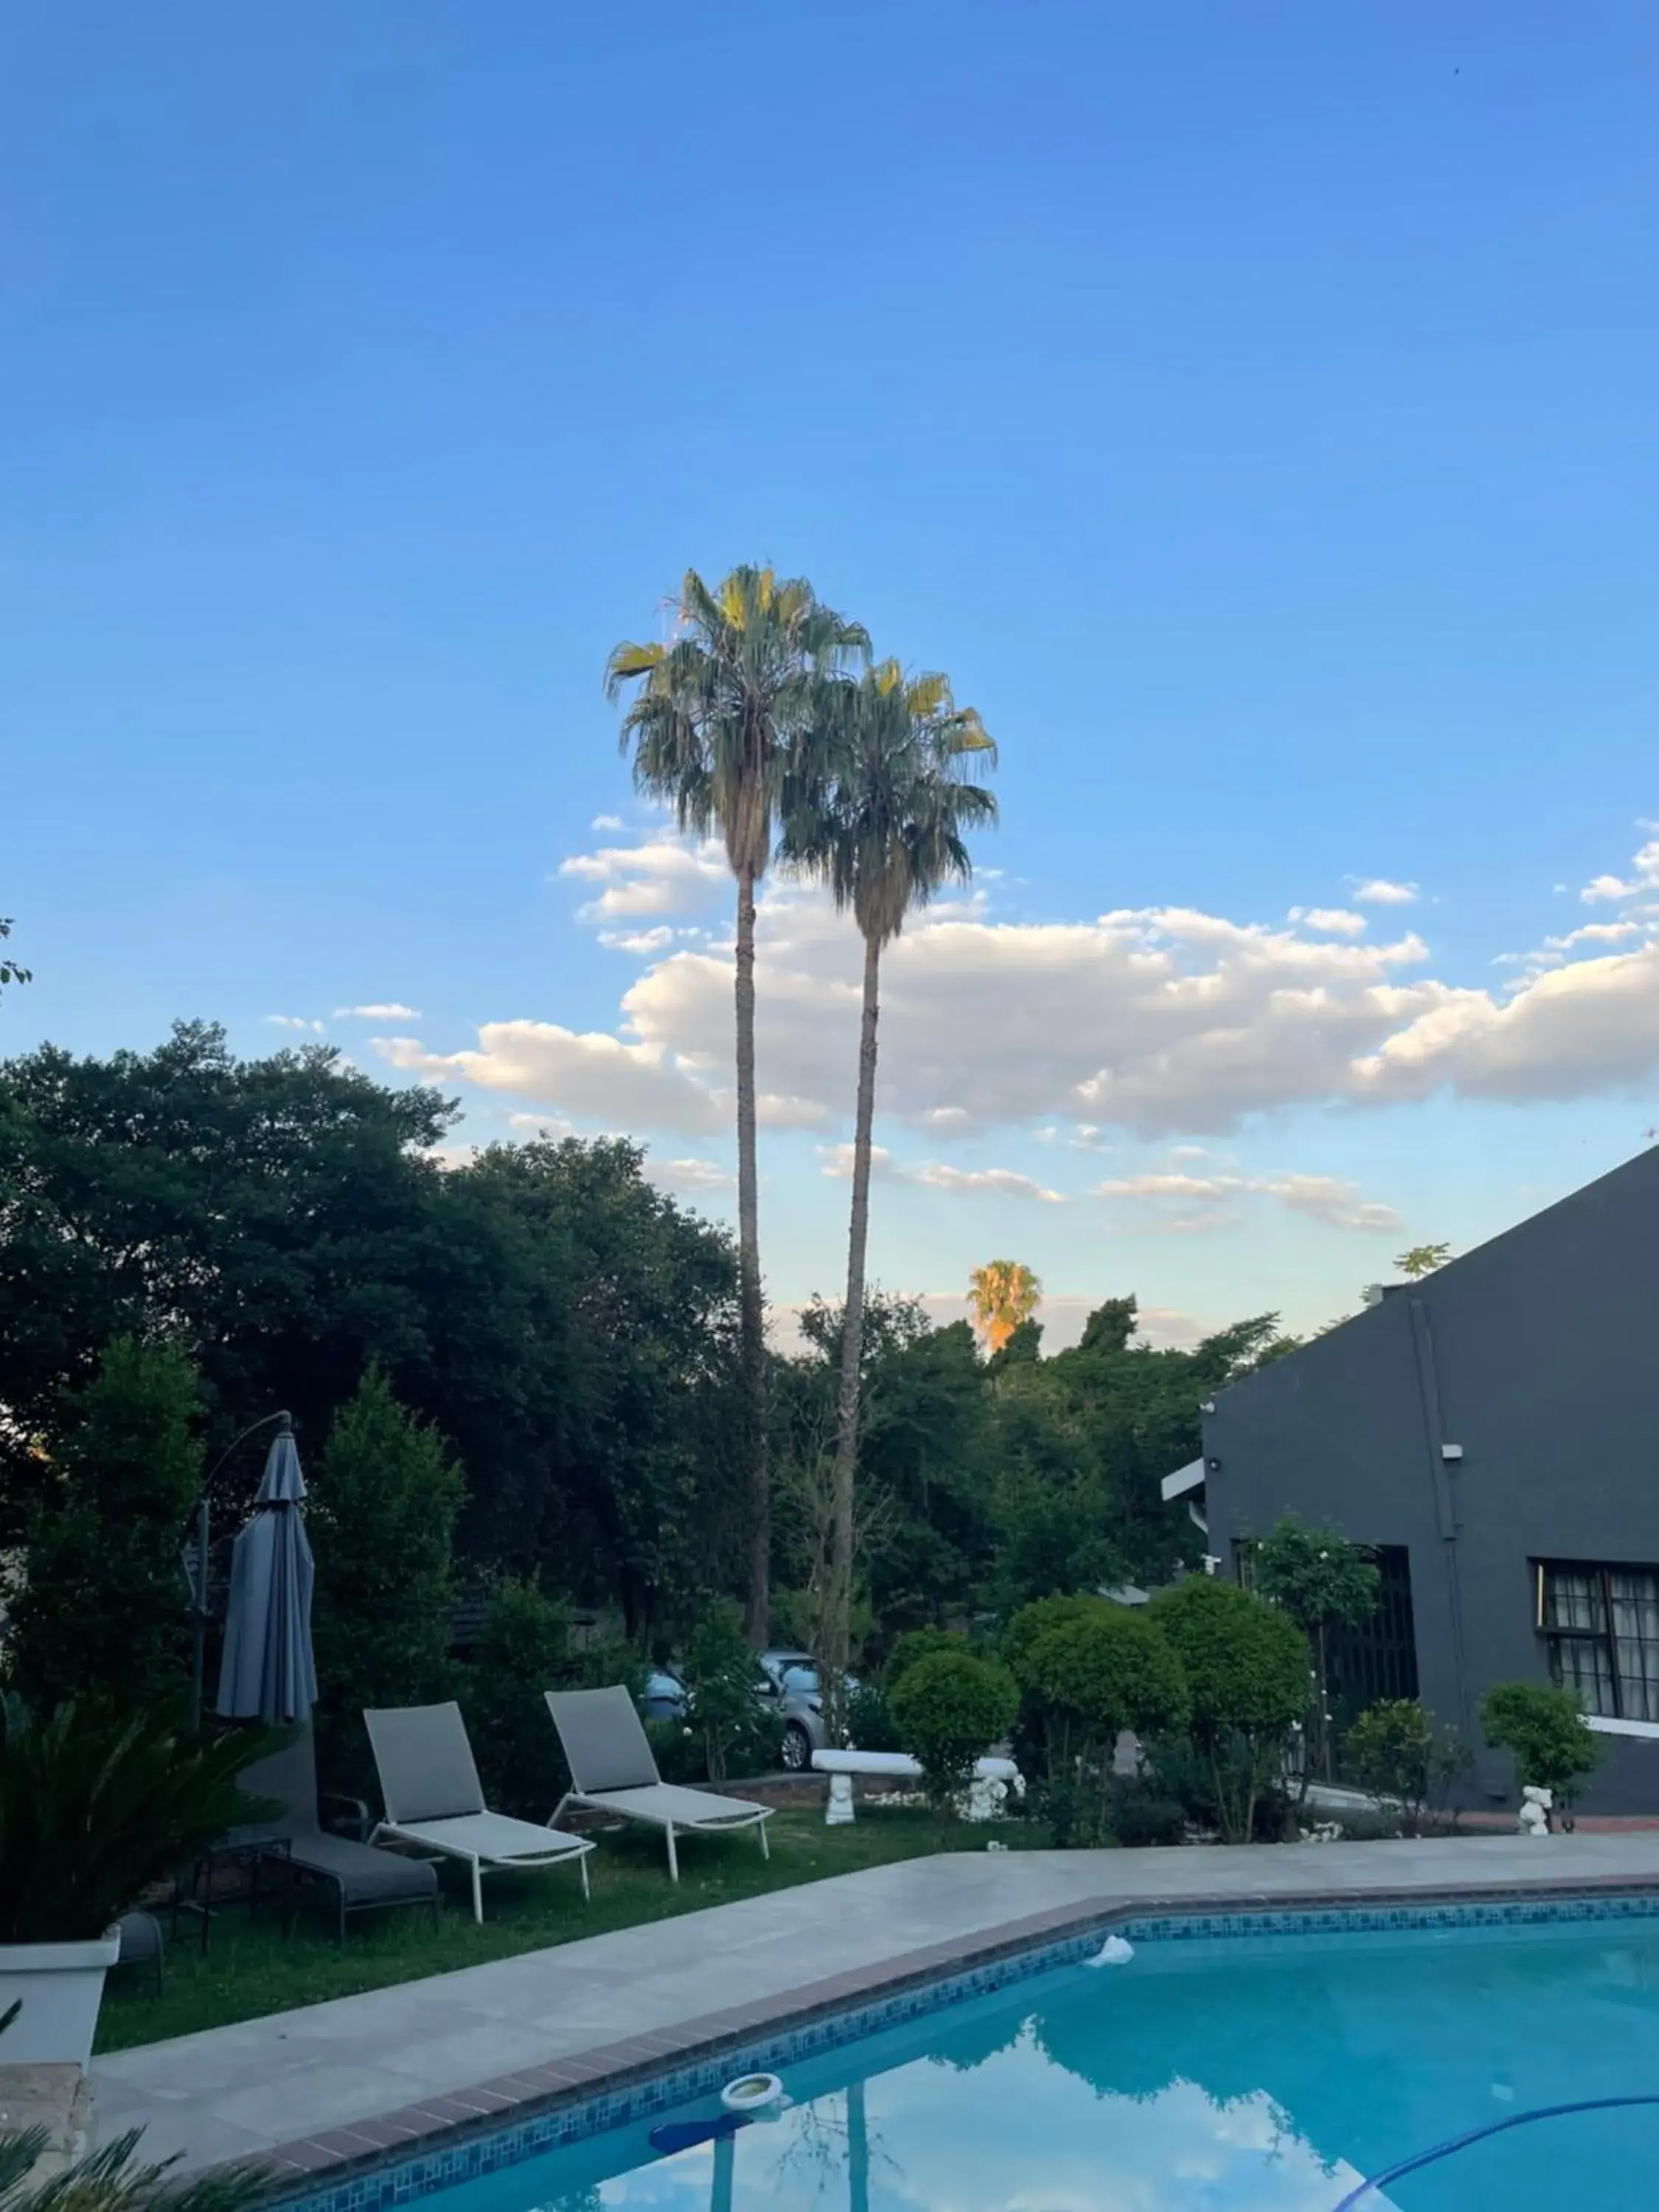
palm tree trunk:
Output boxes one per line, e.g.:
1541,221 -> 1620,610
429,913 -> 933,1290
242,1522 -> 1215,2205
823,931 -> 882,1736
734,860 -> 769,1646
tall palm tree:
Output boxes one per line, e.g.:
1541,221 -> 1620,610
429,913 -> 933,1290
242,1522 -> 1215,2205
967,1259 -> 1042,1354
605,567 -> 869,1642
782,661 -> 997,1718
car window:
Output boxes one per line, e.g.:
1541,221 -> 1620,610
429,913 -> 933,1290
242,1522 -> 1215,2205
779,1664 -> 819,1694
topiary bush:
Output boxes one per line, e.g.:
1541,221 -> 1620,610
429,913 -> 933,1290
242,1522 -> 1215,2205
888,1650 -> 1018,1813
1345,1697 -> 1470,1835
885,1627 -> 970,1698
1004,1595 -> 1188,1845
846,1680 -> 903,1753
1481,1681 -> 1599,1818
1147,1575 -> 1309,1843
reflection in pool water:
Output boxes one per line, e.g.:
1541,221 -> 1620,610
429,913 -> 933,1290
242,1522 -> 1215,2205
435,1919 -> 1659,2212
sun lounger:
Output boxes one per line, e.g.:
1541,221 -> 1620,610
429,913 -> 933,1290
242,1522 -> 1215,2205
546,1685 -> 772,1882
364,1700 -> 594,1921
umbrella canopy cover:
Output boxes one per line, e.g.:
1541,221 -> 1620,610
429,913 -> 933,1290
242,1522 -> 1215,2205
215,1426 -> 319,1725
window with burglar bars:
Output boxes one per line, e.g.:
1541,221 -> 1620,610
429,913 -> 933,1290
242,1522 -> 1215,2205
1538,1560 -> 1659,1721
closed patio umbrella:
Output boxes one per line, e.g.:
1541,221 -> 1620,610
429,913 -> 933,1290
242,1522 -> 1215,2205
215,1416 -> 318,1725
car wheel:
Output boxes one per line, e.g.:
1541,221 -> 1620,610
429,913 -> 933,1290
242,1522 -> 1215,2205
782,1721 -> 812,1773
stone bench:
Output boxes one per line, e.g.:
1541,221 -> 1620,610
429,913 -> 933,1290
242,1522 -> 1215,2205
810,1749 -> 1023,1824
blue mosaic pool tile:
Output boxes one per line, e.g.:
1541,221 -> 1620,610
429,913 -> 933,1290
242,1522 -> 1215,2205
268,1888 -> 1659,2212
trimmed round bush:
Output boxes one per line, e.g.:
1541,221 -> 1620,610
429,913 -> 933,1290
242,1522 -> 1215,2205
1481,1681 -> 1599,1806
889,1649 -> 1018,1811
1147,1575 -> 1309,1843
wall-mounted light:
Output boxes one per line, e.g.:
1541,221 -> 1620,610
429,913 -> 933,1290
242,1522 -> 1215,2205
1199,1398 -> 1217,1415
1441,1444 -> 1464,1463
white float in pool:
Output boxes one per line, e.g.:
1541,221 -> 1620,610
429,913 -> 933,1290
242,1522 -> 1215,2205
720,2073 -> 786,2115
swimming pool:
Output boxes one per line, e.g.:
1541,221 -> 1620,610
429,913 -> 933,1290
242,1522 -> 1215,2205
293,1901 -> 1659,2212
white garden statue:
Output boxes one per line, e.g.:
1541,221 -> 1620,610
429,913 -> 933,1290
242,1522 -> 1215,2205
1517,1784 -> 1554,1835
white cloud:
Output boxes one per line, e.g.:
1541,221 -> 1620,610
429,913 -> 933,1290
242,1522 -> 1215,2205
815,1144 -> 1061,1201
405,828 -> 1659,1142
590,813 -> 625,831
335,1002 -> 420,1020
908,1161 -> 1065,1203
647,1156 -> 736,1194
1352,942 -> 1659,1104
1349,877 -> 1419,905
1096,1168 -> 1398,1233
558,835 -> 728,921
817,1142 -> 891,1179
1545,922 -> 1643,951
598,927 -> 675,956
507,1110 -> 577,1139
1581,838 -> 1659,903
1250,1170 -> 1400,1231
1287,907 -> 1368,936
372,1023 -> 728,1133
263,1014 -> 324,1032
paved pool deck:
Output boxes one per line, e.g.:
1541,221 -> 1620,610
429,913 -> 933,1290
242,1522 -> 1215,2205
88,1832 -> 1659,2188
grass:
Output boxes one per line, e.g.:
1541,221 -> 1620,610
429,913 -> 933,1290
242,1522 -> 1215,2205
96,1807 -> 1042,2054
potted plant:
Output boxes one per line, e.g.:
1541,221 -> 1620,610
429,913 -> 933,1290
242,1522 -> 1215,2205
0,1695 -> 274,2065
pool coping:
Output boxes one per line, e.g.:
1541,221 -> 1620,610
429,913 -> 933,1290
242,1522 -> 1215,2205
243,1867 -> 1659,2205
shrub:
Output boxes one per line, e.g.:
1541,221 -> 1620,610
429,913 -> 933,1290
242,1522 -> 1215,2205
6,1338 -> 204,1716
1481,1681 -> 1599,1811
885,1627 -> 970,1697
1147,1576 -> 1309,1843
888,1650 -> 1018,1812
1109,1781 -> 1188,1848
309,1367 -> 463,1781
1344,1698 -> 1470,1834
683,1598 -> 782,1781
459,1578 -> 577,1816
1004,1596 -> 1188,1845
645,1716 -> 704,1784
0,1694 -> 279,1944
846,1680 -> 903,1753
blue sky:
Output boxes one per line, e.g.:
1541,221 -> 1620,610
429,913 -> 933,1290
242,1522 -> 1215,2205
4,2 -> 1658,1346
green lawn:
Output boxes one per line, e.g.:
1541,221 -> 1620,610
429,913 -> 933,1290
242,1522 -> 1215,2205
96,1808 -> 1042,2053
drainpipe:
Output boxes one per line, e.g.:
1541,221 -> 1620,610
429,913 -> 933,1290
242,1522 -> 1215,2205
1406,1296 -> 1475,1747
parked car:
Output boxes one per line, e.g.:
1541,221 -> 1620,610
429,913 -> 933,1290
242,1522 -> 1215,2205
758,1648 -> 860,1773
639,1668 -> 686,1724
635,1649 -> 855,1773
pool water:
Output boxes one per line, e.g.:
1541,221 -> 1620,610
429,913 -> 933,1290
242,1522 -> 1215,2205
434,1919 -> 1659,2212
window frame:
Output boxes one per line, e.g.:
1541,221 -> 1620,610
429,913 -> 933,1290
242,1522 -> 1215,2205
1535,1557 -> 1659,1721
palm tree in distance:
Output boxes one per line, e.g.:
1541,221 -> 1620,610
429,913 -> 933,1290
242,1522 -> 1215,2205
967,1259 -> 1042,1355
606,567 -> 869,1642
782,661 -> 997,1722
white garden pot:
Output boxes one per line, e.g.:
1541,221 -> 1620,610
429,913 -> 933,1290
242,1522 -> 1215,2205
0,1932 -> 121,2065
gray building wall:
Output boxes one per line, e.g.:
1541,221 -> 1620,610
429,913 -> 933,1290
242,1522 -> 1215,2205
1202,1147 -> 1659,1811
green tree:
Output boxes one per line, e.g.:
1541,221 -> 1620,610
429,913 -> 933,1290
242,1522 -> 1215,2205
6,1338 -> 204,1716
1148,1576 -> 1309,1842
967,1261 -> 1041,1355
1481,1681 -> 1599,1815
682,1597 -> 778,1782
0,1023 -> 452,1545
607,566 -> 869,1644
1251,1512 -> 1380,1790
308,1367 -> 463,1772
888,1649 -> 1018,1812
1005,1595 -> 1188,1842
780,661 -> 997,1734
0,916 -> 28,994
1345,1698 -> 1469,1835
1396,1242 -> 1452,1279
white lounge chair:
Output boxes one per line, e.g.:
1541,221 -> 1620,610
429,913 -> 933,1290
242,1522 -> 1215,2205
546,1684 -> 773,1882
364,1700 -> 594,1922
